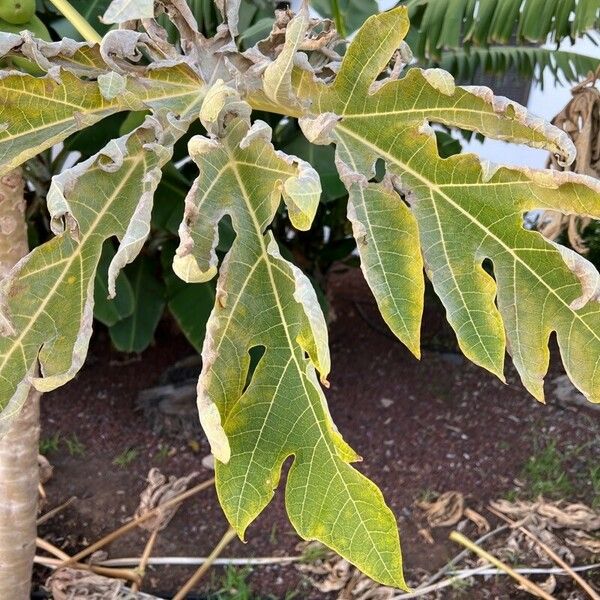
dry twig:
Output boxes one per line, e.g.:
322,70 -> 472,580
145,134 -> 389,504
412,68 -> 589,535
36,538 -> 139,583
36,496 -> 77,526
60,477 -> 215,567
488,505 -> 600,600
417,524 -> 508,588
131,529 -> 159,594
449,531 -> 556,600
172,528 -> 237,600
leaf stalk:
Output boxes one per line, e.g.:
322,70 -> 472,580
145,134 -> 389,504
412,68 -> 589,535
330,0 -> 347,37
46,0 -> 102,44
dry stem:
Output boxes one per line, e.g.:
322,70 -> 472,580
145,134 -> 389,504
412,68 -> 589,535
60,477 -> 214,567
488,505 -> 600,600
36,538 -> 139,583
173,528 -> 237,600
131,529 -> 159,593
449,531 -> 556,600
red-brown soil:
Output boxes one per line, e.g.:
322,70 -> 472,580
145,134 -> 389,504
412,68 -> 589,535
35,268 -> 600,599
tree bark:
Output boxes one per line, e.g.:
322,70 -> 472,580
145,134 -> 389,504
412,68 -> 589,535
0,169 -> 40,599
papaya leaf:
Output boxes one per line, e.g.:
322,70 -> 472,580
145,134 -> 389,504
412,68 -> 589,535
214,0 -> 241,36
175,88 -> 407,590
282,131 -> 346,203
347,182 -> 425,357
94,241 -> 135,327
0,118 -> 177,433
282,7 -> 600,403
0,40 -> 205,176
109,256 -> 166,353
0,34 -> 108,75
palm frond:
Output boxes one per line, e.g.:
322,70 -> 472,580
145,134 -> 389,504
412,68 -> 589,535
403,0 -> 599,59
436,45 -> 599,87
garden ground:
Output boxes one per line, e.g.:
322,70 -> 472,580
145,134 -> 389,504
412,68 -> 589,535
35,268 -> 600,599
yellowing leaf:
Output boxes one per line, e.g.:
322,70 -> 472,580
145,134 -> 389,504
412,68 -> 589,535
281,6 -> 600,403
263,9 -> 308,108
0,57 -> 205,177
347,181 -> 424,357
0,119 -> 177,434
175,90 -> 407,589
0,34 -> 107,75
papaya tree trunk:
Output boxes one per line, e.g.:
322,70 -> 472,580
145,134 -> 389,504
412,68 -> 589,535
0,169 -> 40,599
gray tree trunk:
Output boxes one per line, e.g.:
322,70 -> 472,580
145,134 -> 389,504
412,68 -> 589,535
0,169 -> 40,599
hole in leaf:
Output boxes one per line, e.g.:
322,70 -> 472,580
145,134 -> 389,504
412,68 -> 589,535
243,345 -> 266,392
217,214 -> 236,254
372,158 -> 386,183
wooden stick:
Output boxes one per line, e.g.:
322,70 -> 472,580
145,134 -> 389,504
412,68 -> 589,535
61,477 -> 214,567
418,524 -> 508,587
36,537 -> 70,561
172,528 -> 237,600
131,529 -> 159,594
35,538 -> 139,583
390,564 -> 600,600
449,531 -> 556,600
488,505 -> 600,600
37,496 -> 77,526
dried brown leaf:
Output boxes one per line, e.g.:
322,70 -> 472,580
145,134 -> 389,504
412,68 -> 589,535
566,530 -> 600,554
46,569 -> 124,600
417,491 -> 465,528
464,507 -> 490,534
538,84 -> 600,252
491,498 -> 600,531
135,468 -> 198,532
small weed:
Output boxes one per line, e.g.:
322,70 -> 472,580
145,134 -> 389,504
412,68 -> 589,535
503,488 -> 519,502
155,445 -> 170,461
211,566 -> 254,599
449,575 -> 474,595
39,432 -> 61,455
210,566 -> 298,600
64,434 -> 85,457
301,542 -> 329,564
522,440 -> 572,499
113,447 -> 138,468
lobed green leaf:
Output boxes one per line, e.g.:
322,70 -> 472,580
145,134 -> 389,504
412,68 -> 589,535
0,38 -> 205,176
282,6 -> 600,403
175,88 -> 407,589
0,118 -> 177,433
